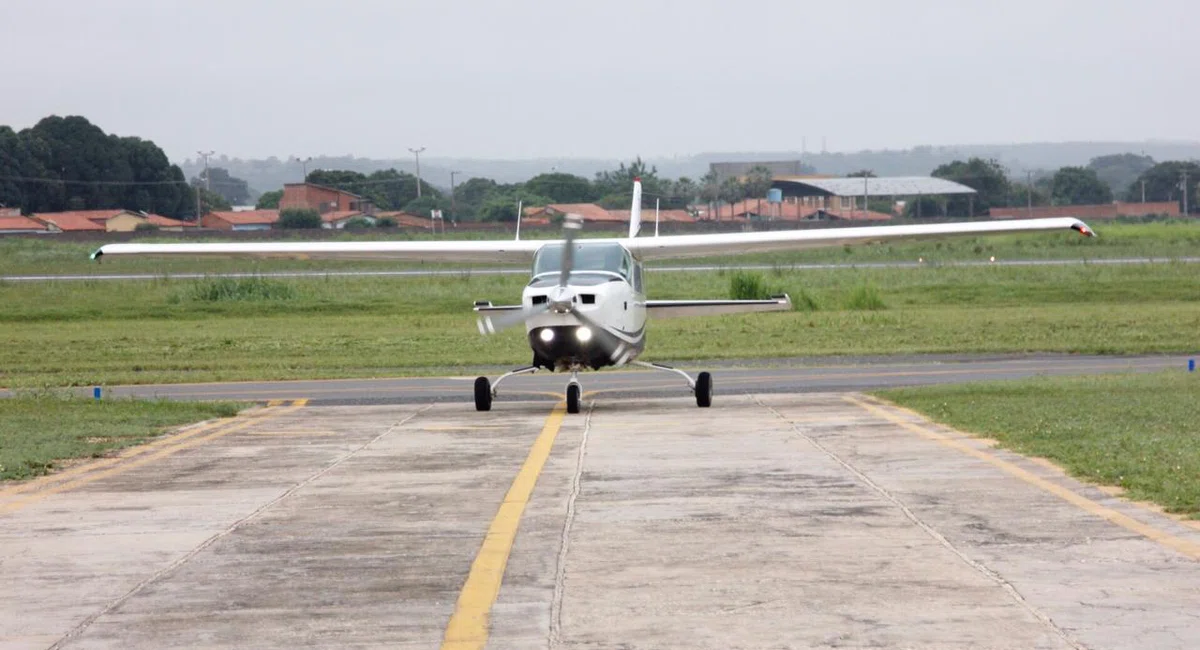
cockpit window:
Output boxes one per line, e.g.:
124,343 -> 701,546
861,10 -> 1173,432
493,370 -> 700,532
533,242 -> 631,280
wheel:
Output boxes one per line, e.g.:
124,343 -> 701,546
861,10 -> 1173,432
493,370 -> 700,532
566,383 -> 581,414
695,372 -> 713,408
474,376 -> 492,411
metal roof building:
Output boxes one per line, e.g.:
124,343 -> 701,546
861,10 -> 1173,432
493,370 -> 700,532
771,176 -> 977,198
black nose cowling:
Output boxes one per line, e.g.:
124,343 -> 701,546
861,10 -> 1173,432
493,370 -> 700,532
529,325 -> 621,371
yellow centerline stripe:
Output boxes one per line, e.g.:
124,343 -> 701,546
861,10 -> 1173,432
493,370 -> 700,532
441,403 -> 567,650
0,405 -> 304,516
845,395 -> 1200,561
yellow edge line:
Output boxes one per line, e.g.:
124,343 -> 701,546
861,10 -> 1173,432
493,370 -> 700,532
440,403 -> 567,650
0,412 -> 247,499
0,405 -> 303,516
844,395 -> 1200,561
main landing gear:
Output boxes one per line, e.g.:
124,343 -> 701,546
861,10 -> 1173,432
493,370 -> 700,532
474,363 -> 713,412
632,361 -> 712,408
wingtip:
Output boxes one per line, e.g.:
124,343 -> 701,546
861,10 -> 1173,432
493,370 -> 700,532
1072,221 -> 1097,238
89,248 -> 103,261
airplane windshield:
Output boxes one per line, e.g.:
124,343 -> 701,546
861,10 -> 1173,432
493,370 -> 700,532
532,242 -> 630,279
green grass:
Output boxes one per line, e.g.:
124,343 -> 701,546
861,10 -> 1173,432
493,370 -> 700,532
2,220 -> 1199,276
876,372 -> 1200,518
0,394 -> 241,480
1,262 -> 1198,387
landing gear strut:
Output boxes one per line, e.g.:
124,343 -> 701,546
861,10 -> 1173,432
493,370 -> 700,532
474,366 -> 538,412
632,361 -> 713,408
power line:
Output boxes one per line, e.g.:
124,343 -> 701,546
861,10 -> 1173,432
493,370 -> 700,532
0,175 -> 189,186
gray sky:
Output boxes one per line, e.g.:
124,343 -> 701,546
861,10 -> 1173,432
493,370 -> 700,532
2,0 -> 1196,162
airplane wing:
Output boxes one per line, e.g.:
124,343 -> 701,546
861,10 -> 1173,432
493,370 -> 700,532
646,294 -> 793,318
90,239 -> 546,264
620,218 -> 1094,261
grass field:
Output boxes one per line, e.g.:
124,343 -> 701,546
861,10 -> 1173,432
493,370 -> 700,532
2,260 -> 1198,387
2,220 -> 1199,276
877,372 -> 1200,519
0,394 -> 240,481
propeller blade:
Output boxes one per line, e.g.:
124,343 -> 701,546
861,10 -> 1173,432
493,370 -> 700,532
477,303 -> 549,335
559,213 -> 582,289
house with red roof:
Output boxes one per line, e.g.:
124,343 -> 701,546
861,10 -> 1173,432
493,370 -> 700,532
202,210 -> 280,231
0,214 -> 50,234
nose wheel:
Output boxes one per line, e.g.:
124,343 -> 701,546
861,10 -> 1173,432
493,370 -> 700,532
565,370 -> 582,414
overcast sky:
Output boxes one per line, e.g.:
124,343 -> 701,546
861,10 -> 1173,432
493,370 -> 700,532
2,0 -> 1196,162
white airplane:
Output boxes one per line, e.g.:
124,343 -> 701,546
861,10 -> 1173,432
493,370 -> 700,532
92,180 -> 1095,414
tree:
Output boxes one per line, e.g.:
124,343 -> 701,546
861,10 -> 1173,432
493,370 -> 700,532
930,158 -> 1010,216
1049,167 -> 1112,205
198,187 -> 231,213
191,167 -> 252,205
277,208 -> 322,229
0,115 -> 192,218
480,196 -> 520,222
1126,161 -> 1200,213
402,195 -> 451,218
342,216 -> 375,229
376,215 -> 398,228
718,177 -> 745,218
742,166 -> 774,199
306,168 -> 437,211
256,189 -> 283,209
1087,153 -> 1155,196
524,172 -> 595,203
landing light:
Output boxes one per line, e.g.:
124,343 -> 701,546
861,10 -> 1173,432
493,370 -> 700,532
576,326 -> 593,343
539,328 -> 555,343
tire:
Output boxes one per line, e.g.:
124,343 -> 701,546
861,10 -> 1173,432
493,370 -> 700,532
474,376 -> 492,412
566,383 -> 581,414
695,372 -> 713,408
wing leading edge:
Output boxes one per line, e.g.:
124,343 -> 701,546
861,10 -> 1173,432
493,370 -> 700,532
90,239 -> 545,264
646,295 -> 793,319
621,217 -> 1094,261
90,218 -> 1093,264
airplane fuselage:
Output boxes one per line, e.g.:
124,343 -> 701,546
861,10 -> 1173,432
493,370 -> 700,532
523,242 -> 646,371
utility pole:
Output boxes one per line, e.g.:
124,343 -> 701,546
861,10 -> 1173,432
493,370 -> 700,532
1183,171 -> 1190,216
409,147 -> 426,197
299,157 -> 312,182
1026,170 -> 1033,218
862,175 -> 868,220
196,150 -> 215,222
1141,180 -> 1146,203
450,171 -> 461,223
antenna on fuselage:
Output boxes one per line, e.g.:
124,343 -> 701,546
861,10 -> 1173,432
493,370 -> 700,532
655,198 -> 660,237
515,200 -> 522,241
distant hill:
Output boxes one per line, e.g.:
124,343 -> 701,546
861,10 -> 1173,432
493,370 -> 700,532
179,141 -> 1200,195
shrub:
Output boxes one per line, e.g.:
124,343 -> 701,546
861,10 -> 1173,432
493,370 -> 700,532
342,216 -> 375,229
792,288 -> 821,312
376,216 -> 398,228
843,283 -> 887,310
186,277 -> 297,302
277,208 -> 322,229
729,271 -> 773,300
133,222 -> 160,232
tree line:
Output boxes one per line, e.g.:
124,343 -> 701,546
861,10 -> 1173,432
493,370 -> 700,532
0,116 -> 193,218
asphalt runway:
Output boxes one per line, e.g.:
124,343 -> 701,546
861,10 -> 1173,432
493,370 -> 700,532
94,354 -> 1183,406
4,256 -> 1198,282
3,355 -> 1199,649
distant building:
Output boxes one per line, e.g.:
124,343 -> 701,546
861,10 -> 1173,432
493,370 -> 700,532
321,211 -> 375,229
0,215 -> 50,234
279,183 -> 374,215
202,210 -> 280,231
525,203 -> 624,223
989,201 -> 1181,220
374,211 -> 436,229
31,209 -> 194,232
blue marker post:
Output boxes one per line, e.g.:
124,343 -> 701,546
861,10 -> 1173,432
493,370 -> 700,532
1190,359 -> 1196,373
93,386 -> 102,401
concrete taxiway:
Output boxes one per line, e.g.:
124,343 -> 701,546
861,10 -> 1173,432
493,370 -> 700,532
2,386 -> 1199,649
